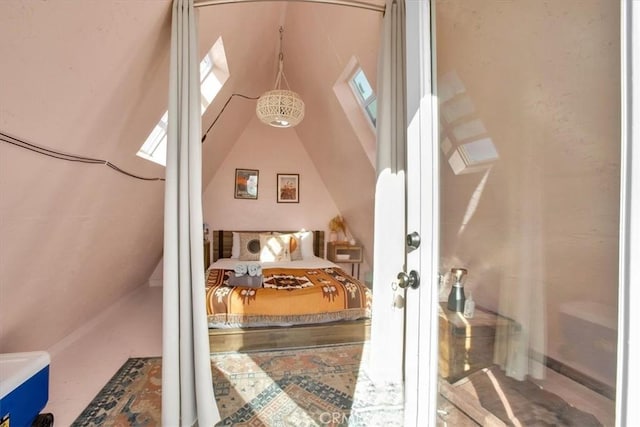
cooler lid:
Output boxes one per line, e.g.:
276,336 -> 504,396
0,351 -> 50,399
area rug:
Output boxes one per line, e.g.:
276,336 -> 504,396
71,357 -> 161,427
467,365 -> 603,426
72,344 -> 403,427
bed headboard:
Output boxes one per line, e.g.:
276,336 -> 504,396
211,230 -> 325,262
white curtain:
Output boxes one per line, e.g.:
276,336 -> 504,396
369,0 -> 407,383
163,0 -> 219,425
492,104 -> 546,382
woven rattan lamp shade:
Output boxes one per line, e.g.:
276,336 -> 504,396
256,89 -> 305,128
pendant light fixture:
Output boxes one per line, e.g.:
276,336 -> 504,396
256,27 -> 305,128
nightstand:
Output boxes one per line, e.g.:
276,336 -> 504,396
326,241 -> 363,279
438,302 -> 519,382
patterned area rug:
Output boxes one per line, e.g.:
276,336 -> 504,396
71,343 -> 403,426
71,357 -> 161,426
212,344 -> 402,426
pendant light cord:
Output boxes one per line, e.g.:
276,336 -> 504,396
275,27 -> 284,88
201,93 -> 260,143
272,26 -> 293,91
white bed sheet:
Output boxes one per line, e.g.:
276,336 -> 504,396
208,256 -> 340,271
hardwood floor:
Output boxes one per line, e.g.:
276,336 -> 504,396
438,367 -> 615,426
437,393 -> 483,426
209,318 -> 371,352
531,367 -> 615,426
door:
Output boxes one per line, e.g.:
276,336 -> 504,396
400,2 -> 637,427
402,1 -> 439,426
425,1 -> 623,426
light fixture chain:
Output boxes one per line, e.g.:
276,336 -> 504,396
274,26 -> 285,89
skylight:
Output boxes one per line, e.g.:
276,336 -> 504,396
349,68 -> 377,127
333,59 -> 377,166
447,138 -> 499,175
438,71 -> 499,175
459,138 -> 499,165
137,37 -> 229,166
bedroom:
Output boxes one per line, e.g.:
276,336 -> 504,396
0,0 -> 637,425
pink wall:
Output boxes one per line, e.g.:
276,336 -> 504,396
282,2 -> 381,266
203,115 -> 340,239
0,0 -> 173,353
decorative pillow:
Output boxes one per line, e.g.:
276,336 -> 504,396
288,233 -> 303,261
294,230 -> 314,259
238,232 -> 262,261
259,233 -> 291,262
271,232 -> 303,261
231,232 -> 240,259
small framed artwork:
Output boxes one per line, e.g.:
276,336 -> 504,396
235,168 -> 259,199
277,173 -> 299,203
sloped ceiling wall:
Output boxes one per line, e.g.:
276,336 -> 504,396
198,3 -> 290,184
0,0 -> 383,352
283,3 -> 382,263
0,0 -> 174,353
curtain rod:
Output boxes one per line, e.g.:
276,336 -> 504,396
194,0 -> 385,13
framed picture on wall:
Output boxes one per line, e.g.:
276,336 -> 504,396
235,168 -> 259,199
277,173 -> 299,203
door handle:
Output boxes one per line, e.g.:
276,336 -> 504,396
397,270 -> 420,289
406,231 -> 421,250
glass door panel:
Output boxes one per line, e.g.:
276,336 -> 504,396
434,1 -> 620,425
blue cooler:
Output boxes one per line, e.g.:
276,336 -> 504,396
0,351 -> 53,427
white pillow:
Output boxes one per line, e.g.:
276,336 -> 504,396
294,231 -> 314,259
259,234 -> 291,262
231,232 -> 240,259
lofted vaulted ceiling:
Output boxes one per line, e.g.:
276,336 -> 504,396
0,0 -> 384,352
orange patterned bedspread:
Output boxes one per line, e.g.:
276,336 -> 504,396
205,266 -> 372,328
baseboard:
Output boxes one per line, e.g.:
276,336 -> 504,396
544,355 -> 616,400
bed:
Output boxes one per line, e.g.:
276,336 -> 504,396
206,230 -> 372,352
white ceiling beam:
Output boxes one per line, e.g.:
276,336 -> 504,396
194,0 -> 385,13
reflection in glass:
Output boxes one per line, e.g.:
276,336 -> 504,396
435,2 -> 618,424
